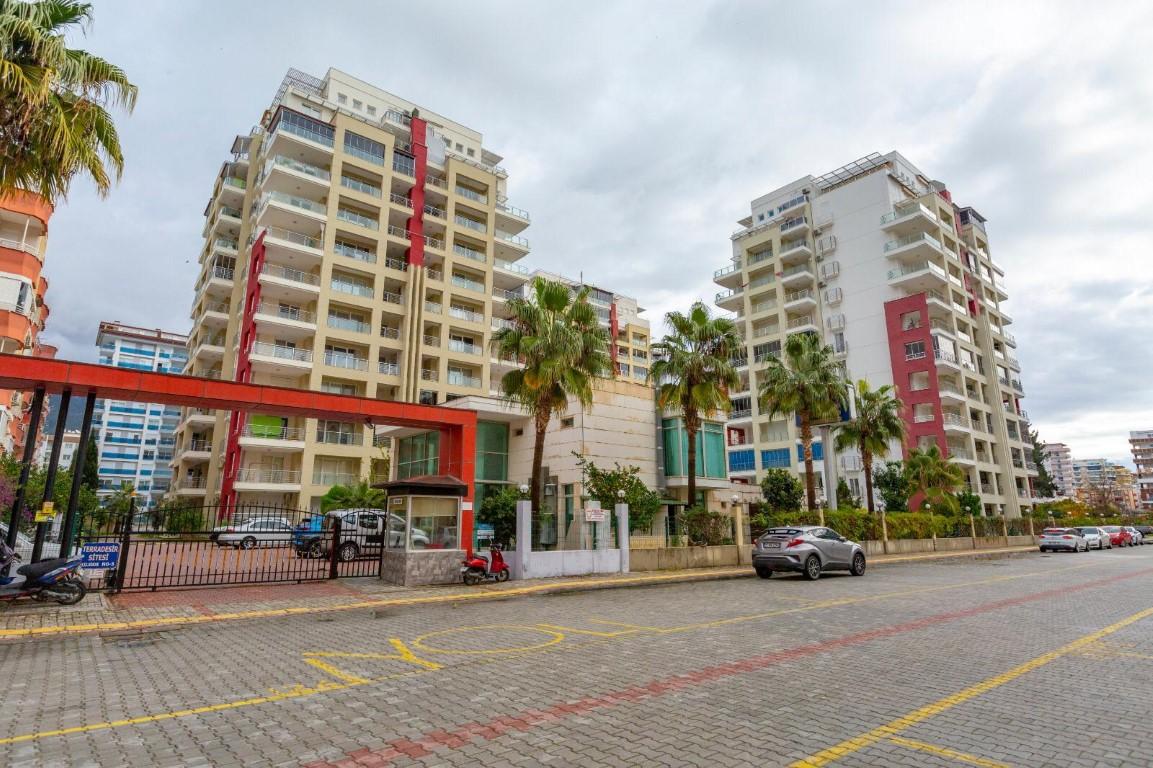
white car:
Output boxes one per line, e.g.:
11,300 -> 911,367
1124,526 -> 1144,546
1074,526 -> 1112,550
0,523 -> 60,559
211,516 -> 292,543
215,518 -> 295,549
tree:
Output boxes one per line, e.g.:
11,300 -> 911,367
320,480 -> 385,513
833,380 -> 905,514
904,445 -> 965,514
649,302 -> 740,513
477,486 -> 519,547
956,489 -> 982,517
836,478 -> 858,510
82,434 -> 98,489
758,333 -> 849,519
0,0 -> 138,200
573,454 -> 661,533
492,277 -> 610,512
1028,428 -> 1057,498
760,468 -> 803,512
874,461 -> 910,512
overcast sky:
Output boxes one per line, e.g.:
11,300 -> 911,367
40,1 -> 1153,464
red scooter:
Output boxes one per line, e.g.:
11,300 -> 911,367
461,543 -> 510,585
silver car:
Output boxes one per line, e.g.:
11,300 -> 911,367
1124,526 -> 1144,546
1074,526 -> 1112,550
215,518 -> 295,549
753,525 -> 867,580
1038,527 -> 1088,553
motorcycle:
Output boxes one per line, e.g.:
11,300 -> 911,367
461,543 -> 510,585
0,540 -> 87,605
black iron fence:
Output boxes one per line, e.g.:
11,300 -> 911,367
75,502 -> 381,591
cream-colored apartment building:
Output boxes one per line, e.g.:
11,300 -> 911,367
714,152 -> 1038,517
175,68 -> 648,511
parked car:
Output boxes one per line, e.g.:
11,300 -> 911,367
752,525 -> 867,580
292,515 -> 324,557
303,509 -> 430,561
1074,526 -> 1112,550
0,523 -> 59,559
215,518 -> 295,549
1124,526 -> 1144,546
1134,525 -> 1153,541
1038,528 -> 1088,553
211,516 -> 292,543
1100,526 -> 1133,547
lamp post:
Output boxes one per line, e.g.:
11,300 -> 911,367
926,501 -> 937,551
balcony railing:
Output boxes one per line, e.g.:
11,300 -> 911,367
497,232 -> 530,248
260,263 -> 320,286
454,215 -> 487,233
382,291 -> 402,305
179,476 -> 208,489
241,424 -> 306,441
715,288 -> 742,303
424,301 -> 442,314
312,471 -> 359,487
262,191 -> 326,216
941,412 -> 970,429
424,203 -> 446,219
330,279 -> 374,298
269,154 -> 330,181
493,287 -> 522,301
276,119 -> 334,148
211,265 -> 235,281
787,315 -> 815,329
327,315 -> 371,334
714,261 -> 742,279
421,369 -> 439,382
934,349 -> 958,365
392,157 -> 415,176
452,275 -> 485,293
785,288 -> 814,304
449,305 -> 484,323
235,469 -> 301,484
455,186 -> 487,204
447,371 -> 482,388
264,226 -> 322,251
889,261 -> 946,281
453,244 -> 487,263
337,208 -> 379,230
251,342 -> 313,363
780,216 -> 808,232
780,239 -> 810,256
378,361 -> 400,375
880,201 -> 934,225
387,224 -> 409,240
448,339 -> 483,355
884,232 -> 942,253
213,236 -> 239,252
423,334 -> 440,347
340,176 -> 382,198
781,263 -> 814,279
333,240 -> 376,264
185,439 -> 212,453
255,302 -> 315,323
496,203 -> 530,220
495,259 -> 529,275
316,429 -> 363,446
323,351 -> 369,371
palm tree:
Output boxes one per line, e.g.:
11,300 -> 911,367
834,380 -> 906,513
648,302 -> 740,511
758,333 -> 849,519
492,277 -> 610,512
0,0 -> 137,200
320,480 -> 386,513
904,445 -> 965,513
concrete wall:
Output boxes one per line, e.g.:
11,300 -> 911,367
381,549 -> 465,586
509,547 -> 623,579
630,545 -> 742,572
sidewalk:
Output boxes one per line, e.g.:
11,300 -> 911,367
0,544 -> 1036,641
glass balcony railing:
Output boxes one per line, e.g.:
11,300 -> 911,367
345,144 -> 386,166
323,351 -> 369,371
330,278 -> 374,298
496,231 -> 529,248
276,118 -> 334,148
447,371 -> 481,388
262,191 -> 326,216
449,305 -> 484,323
254,302 -> 315,323
269,155 -> 330,181
316,430 -> 363,446
453,244 -> 486,264
451,275 -> 485,293
250,342 -> 312,363
260,263 -> 320,286
378,361 -> 400,375
327,315 -> 371,334
336,208 -> 379,230
263,226 -> 321,250
333,240 -> 376,264
448,339 -> 482,355
496,203 -> 530,220
884,232 -> 942,253
454,215 -> 487,233
455,186 -> 487,204
341,175 -> 382,198
235,469 -> 301,485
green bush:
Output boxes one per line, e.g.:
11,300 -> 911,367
478,486 -> 520,547
681,506 -> 731,546
164,506 -> 204,534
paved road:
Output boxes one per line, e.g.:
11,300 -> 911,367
4,547 -> 1153,767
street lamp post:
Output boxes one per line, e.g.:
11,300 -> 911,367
926,501 -> 937,551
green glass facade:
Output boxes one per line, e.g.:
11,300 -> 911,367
396,422 -> 511,509
662,418 -> 726,480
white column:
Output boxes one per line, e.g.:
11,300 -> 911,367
513,498 -> 532,579
615,503 -> 630,573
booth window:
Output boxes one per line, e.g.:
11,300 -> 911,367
410,496 -> 459,550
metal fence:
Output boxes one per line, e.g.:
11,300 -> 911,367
75,502 -> 382,591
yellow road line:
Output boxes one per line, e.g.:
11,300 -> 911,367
790,605 -> 1153,767
0,547 -> 1036,640
888,736 -> 1011,767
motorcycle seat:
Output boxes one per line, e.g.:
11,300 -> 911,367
17,558 -> 69,580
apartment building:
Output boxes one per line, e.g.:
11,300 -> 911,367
0,191 -> 56,456
1130,430 -> 1153,511
715,152 -> 1037,517
94,322 -> 189,509
176,67 -> 540,510
1072,457 -> 1139,511
1041,442 -> 1075,497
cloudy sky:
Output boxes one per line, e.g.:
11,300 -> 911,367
41,1 -> 1152,463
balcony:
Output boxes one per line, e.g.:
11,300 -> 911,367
451,275 -> 486,294
454,214 -> 488,235
316,429 -> 364,447
272,116 -> 334,151
714,259 -> 743,286
778,239 -> 812,265
495,202 -> 530,234
447,371 -> 482,389
262,226 -> 324,264
196,301 -> 230,329
934,348 -> 961,371
258,263 -> 321,299
421,369 -> 439,383
880,201 -> 939,235
212,236 -> 238,256
779,262 -> 816,288
330,277 -> 374,300
786,315 -> 818,335
423,202 -> 446,220
253,302 -> 316,336
883,232 -> 945,264
496,231 -> 530,254
783,288 -> 817,313
449,305 -> 485,324
178,439 -> 212,462
323,350 -> 369,371
259,191 -> 327,223
378,361 -> 400,376
175,476 -> 208,496
453,244 -> 487,265
200,264 -> 234,298
340,175 -> 382,199
780,216 -> 809,235
312,471 -> 359,488
326,314 -> 372,335
448,339 -> 483,356
233,468 -> 302,492
192,336 -> 225,363
887,260 -> 948,292
941,412 -> 972,433
182,408 -> 216,428
336,207 -> 379,231
938,384 -> 967,404
266,154 -> 330,188
333,240 -> 377,265
455,186 -> 488,204
948,447 -> 976,464
249,341 -> 313,372
238,424 -> 306,452
715,287 -> 743,309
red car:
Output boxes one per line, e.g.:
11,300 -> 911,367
1100,525 -> 1133,547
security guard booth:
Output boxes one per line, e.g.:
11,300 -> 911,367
374,475 -> 467,586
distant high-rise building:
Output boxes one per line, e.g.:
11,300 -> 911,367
0,191 -> 56,456
36,428 -> 82,470
1041,442 -> 1074,497
1072,457 -> 1139,511
715,152 -> 1036,516
94,322 -> 189,509
1129,430 -> 1153,511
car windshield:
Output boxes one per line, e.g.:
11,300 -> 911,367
1102,526 -> 1120,532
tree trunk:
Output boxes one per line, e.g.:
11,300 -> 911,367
686,419 -> 698,512
862,445 -> 875,514
530,416 -> 548,516
800,415 -> 821,524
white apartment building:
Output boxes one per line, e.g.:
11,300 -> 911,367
715,152 -> 1038,516
1130,430 -> 1153,511
1041,442 -> 1075,497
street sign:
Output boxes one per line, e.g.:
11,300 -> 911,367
583,508 -> 606,523
80,542 -> 121,570
475,523 -> 495,539
34,501 -> 54,523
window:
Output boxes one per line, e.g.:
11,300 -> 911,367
901,311 -> 922,331
729,449 -> 755,473
367,105 -> 376,116
397,431 -> 439,478
337,93 -> 347,104
455,142 -> 463,152
352,99 -> 362,110
761,448 -> 791,469
466,148 -> 475,157
561,417 -> 575,429
796,443 -> 825,461
410,496 -> 458,550
476,422 -> 508,482
904,341 -> 926,360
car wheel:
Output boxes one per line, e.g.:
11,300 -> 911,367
802,555 -> 822,581
240,536 -> 257,550
755,567 -> 773,579
307,540 -> 324,559
850,552 -> 867,576
338,542 -> 359,562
